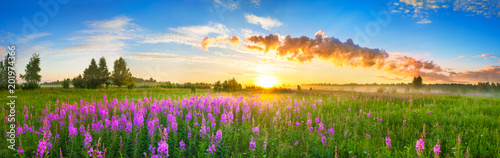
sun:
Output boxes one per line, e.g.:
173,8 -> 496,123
255,76 -> 278,88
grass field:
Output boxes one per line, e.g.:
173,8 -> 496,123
1,88 -> 499,157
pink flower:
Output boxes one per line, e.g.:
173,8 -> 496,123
206,143 -> 216,154
416,139 -> 425,155
179,140 -> 185,151
252,126 -> 259,135
385,137 -> 391,148
249,139 -> 256,151
328,128 -> 335,135
433,143 -> 441,154
321,135 -> 327,144
428,111 -> 432,113
403,120 -> 406,126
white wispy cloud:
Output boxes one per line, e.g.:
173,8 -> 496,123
214,0 -> 239,10
124,51 -> 296,73
0,46 -> 7,57
393,0 -> 500,24
416,18 -> 432,24
65,16 -> 140,51
251,0 -> 261,6
15,32 -> 51,44
244,13 -> 282,30
141,22 -> 230,48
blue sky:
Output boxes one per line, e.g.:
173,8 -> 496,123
1,0 -> 499,84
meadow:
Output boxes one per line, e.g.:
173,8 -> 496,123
1,88 -> 499,157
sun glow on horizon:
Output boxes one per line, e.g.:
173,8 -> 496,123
255,75 -> 278,88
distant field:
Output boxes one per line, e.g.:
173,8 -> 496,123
1,88 -> 499,157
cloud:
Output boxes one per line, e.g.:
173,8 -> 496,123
65,16 -> 140,51
0,46 -> 7,57
451,66 -> 500,83
141,22 -> 230,48
376,76 -> 403,81
479,54 -> 491,57
416,19 -> 432,24
242,30 -> 453,82
214,0 -> 239,10
19,32 -> 51,44
244,14 -> 282,30
394,0 -> 500,24
123,52 -> 296,73
251,0 -> 261,6
201,35 -> 240,50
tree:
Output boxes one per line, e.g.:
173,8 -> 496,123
412,76 -> 423,89
214,80 -> 222,92
112,57 -> 134,88
72,74 -> 85,88
62,78 -> 70,88
0,53 -> 9,90
83,59 -> 100,89
191,86 -> 196,94
20,53 -> 41,89
98,57 -> 110,87
297,85 -> 301,91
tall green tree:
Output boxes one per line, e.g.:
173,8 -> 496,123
412,76 -> 423,89
112,57 -> 133,88
62,78 -> 70,88
213,80 -> 222,92
20,53 -> 41,89
72,74 -> 85,88
0,53 -> 9,90
83,59 -> 100,89
98,57 -> 110,87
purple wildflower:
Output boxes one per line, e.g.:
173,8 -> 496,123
328,128 -> 335,135
157,140 -> 169,157
416,139 -> 425,155
179,140 -> 185,151
321,135 -> 327,145
385,137 -> 391,148
84,132 -> 92,149
206,143 -> 216,154
215,129 -> 223,145
249,138 -> 256,151
318,122 -> 324,132
434,141 -> 441,155
252,126 -> 259,135
220,113 -> 227,124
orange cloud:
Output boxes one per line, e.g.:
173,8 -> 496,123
451,66 -> 500,83
243,30 -> 452,82
201,30 -> 498,83
201,35 -> 240,50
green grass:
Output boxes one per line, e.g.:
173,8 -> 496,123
1,88 -> 499,157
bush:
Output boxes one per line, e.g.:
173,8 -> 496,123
62,78 -> 70,88
127,81 -> 135,89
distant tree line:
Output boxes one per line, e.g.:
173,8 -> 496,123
157,81 -> 211,89
213,78 -> 242,92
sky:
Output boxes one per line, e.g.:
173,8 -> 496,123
1,0 -> 499,86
